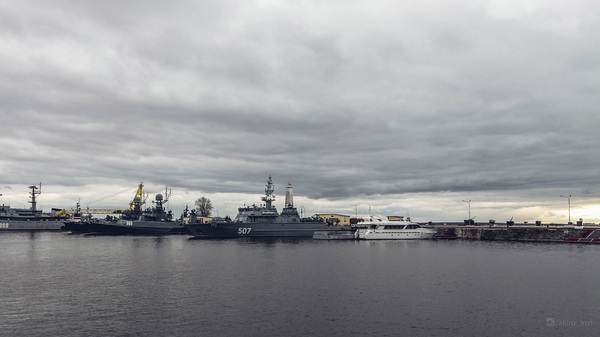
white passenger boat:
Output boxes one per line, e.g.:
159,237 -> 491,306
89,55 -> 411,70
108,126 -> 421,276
356,216 -> 436,240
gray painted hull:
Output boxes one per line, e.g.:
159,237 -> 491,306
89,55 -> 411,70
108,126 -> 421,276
0,220 -> 65,231
184,222 -> 344,238
84,221 -> 185,235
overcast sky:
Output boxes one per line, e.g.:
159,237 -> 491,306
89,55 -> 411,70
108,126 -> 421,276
1,0 -> 599,223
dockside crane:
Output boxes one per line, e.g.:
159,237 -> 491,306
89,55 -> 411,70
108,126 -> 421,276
54,182 -> 145,217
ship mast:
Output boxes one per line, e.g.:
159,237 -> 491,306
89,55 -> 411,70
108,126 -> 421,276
28,183 -> 42,212
262,175 -> 275,209
285,180 -> 294,208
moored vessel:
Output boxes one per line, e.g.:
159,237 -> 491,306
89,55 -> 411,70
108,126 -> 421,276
355,215 -> 436,240
184,176 -> 345,238
0,183 -> 67,231
65,183 -> 185,235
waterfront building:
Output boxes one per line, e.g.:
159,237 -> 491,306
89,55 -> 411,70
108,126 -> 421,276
318,213 -> 351,227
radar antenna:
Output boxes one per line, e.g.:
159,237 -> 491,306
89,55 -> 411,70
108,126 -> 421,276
28,182 -> 42,212
164,186 -> 172,203
261,175 -> 275,209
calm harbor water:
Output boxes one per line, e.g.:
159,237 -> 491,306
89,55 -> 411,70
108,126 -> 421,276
1,232 -> 598,336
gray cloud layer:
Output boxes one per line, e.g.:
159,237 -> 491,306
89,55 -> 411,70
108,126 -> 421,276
1,0 -> 599,222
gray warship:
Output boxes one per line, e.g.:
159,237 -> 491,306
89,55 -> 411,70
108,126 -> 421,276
184,175 -> 345,238
0,183 -> 67,231
65,183 -> 185,235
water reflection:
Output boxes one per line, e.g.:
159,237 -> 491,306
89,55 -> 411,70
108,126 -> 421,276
132,236 -> 166,248
0,232 -> 598,337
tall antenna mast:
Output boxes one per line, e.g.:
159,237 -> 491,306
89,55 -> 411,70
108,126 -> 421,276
28,182 -> 42,212
261,175 -> 275,209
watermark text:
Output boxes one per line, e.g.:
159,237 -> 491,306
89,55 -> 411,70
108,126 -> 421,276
546,317 -> 593,327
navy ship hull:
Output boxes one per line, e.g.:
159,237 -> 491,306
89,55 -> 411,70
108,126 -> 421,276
0,220 -> 65,231
63,221 -> 91,234
184,222 -> 342,238
84,221 -> 185,235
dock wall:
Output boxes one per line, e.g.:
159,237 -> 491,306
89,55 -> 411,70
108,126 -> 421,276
451,227 -> 591,242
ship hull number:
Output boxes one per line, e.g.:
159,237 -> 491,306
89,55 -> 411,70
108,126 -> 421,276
238,227 -> 252,235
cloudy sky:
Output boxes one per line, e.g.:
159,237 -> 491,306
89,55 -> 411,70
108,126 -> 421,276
1,0 -> 599,223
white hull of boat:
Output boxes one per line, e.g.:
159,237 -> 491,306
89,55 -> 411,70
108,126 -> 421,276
356,228 -> 436,240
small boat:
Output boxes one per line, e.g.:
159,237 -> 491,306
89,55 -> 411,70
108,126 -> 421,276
356,215 -> 436,240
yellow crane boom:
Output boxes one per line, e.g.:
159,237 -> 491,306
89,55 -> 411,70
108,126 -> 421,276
55,182 -> 144,217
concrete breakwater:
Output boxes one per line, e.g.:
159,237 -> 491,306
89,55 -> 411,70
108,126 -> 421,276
314,225 -> 600,242
439,226 -> 599,243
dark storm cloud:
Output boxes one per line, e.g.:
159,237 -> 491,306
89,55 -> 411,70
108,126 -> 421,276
1,0 -> 599,221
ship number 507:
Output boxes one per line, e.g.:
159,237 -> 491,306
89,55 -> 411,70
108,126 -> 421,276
238,228 -> 252,235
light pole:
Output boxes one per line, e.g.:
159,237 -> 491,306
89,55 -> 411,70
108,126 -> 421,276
560,195 -> 572,224
462,199 -> 471,221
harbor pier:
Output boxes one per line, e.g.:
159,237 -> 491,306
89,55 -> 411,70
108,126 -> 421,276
427,225 -> 600,243
314,224 -> 600,243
